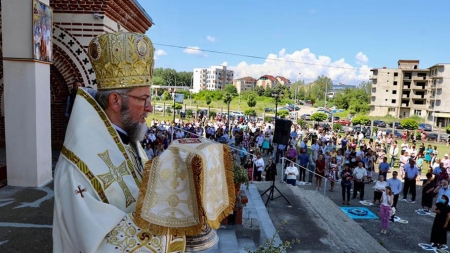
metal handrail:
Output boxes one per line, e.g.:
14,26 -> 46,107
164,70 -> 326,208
282,157 -> 328,195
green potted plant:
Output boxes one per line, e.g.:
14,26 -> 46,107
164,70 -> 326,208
233,163 -> 249,192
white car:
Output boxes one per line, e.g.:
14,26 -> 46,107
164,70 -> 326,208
231,111 -> 244,117
154,105 -> 164,112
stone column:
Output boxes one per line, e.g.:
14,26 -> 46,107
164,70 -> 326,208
1,0 -> 52,187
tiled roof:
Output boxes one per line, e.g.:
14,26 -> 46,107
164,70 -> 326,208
259,75 -> 276,81
276,76 -> 290,83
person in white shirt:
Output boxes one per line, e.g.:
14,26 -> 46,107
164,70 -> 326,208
380,186 -> 394,234
352,161 -> 367,200
373,175 -> 387,205
252,153 -> 265,181
285,161 -> 299,186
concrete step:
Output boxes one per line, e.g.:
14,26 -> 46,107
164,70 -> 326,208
237,237 -> 256,253
217,227 -> 239,253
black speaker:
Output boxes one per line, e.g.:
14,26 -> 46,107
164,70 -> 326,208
273,119 -> 292,145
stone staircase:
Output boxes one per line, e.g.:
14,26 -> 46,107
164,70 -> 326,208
191,184 -> 278,253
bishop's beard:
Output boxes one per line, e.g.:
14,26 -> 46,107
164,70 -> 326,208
120,101 -> 148,143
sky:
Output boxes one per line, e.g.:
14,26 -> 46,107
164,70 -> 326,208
137,0 -> 450,85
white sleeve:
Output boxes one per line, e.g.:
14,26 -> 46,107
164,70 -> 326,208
53,160 -> 126,253
53,159 -> 175,253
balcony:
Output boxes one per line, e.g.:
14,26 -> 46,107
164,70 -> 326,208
413,76 -> 427,81
403,76 -> 411,80
370,75 -> 377,80
402,94 -> 410,99
402,85 -> 411,90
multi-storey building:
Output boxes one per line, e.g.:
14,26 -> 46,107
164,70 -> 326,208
192,65 -> 234,93
276,76 -> 291,86
233,77 -> 257,93
370,60 -> 450,126
256,75 -> 278,89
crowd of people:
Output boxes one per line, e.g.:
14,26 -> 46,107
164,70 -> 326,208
140,116 -> 450,248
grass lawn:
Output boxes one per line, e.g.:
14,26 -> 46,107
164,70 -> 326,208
152,98 -> 286,115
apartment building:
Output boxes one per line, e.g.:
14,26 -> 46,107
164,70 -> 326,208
233,77 -> 257,94
192,65 -> 234,93
370,60 -> 450,126
276,76 -> 291,86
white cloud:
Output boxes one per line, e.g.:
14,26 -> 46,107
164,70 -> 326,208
227,48 -> 371,86
206,35 -> 216,42
355,52 -> 369,65
183,46 -> 208,57
154,49 -> 167,60
221,62 -> 228,66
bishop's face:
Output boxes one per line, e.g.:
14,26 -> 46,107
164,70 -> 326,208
120,86 -> 152,142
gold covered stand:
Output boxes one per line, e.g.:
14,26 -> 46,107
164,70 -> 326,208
185,224 -> 219,252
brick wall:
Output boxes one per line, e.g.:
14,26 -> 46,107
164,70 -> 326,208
50,0 -> 152,33
50,65 -> 70,148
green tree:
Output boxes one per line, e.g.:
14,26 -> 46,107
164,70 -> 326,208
244,108 -> 256,116
247,94 -> 257,107
310,112 -> 328,122
400,117 -> 419,130
205,95 -> 212,105
264,87 -> 274,97
224,84 -> 238,97
333,123 -> 343,132
223,93 -> 233,104
172,103 -> 182,110
186,109 -> 193,117
446,125 -> 450,134
351,115 -> 371,126
277,109 -> 289,118
162,91 -> 171,100
254,86 -> 265,96
311,76 -> 333,101
152,76 -> 165,86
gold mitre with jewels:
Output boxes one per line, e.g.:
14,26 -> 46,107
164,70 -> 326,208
88,32 -> 154,90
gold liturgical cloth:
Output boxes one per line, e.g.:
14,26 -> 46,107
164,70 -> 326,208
135,139 -> 235,236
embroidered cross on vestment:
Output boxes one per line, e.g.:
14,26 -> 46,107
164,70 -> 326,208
75,185 -> 87,198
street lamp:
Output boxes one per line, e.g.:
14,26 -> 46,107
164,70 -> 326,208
271,90 -> 285,119
226,93 -> 232,136
172,90 -> 177,123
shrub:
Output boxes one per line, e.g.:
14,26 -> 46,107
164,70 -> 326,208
244,108 -> 256,116
351,115 -> 370,126
446,125 -> 450,134
310,112 -> 328,122
277,110 -> 289,118
333,123 -> 342,132
400,117 -> 419,130
186,109 -> 193,117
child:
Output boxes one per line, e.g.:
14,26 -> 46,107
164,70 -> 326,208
416,153 -> 424,182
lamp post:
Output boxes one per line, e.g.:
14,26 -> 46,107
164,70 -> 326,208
172,90 -> 177,123
272,90 -> 285,119
226,93 -> 231,136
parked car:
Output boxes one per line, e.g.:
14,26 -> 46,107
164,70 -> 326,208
427,132 -> 438,141
387,121 -> 404,129
332,116 -> 340,123
440,134 -> 449,143
288,105 -> 301,111
301,114 -> 311,120
154,105 -> 164,112
418,123 -> 433,132
385,129 -> 403,138
231,111 -> 244,117
264,107 -> 275,112
338,118 -> 351,126
373,120 -> 386,128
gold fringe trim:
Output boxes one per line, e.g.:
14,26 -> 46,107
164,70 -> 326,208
206,145 -> 236,229
133,144 -> 236,237
133,158 -> 154,230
